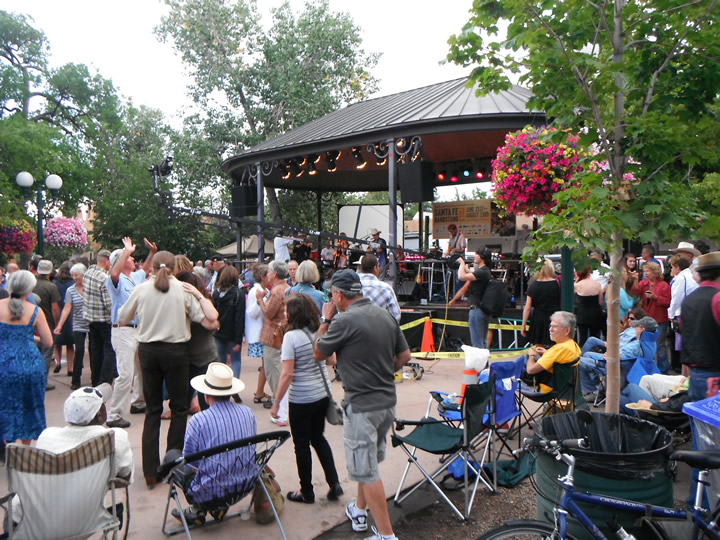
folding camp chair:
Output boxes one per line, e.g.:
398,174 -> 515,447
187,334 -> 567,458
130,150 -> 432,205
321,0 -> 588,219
591,330 -> 659,407
518,357 -> 588,428
1,432 -> 124,540
158,430 -> 290,540
391,381 -> 496,521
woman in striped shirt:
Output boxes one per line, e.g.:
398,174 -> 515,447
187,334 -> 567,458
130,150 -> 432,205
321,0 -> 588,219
270,294 -> 342,504
53,263 -> 88,390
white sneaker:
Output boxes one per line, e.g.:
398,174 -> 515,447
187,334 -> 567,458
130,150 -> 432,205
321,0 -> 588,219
364,526 -> 397,540
345,500 -> 368,532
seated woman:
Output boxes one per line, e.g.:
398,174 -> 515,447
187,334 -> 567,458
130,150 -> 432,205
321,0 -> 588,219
524,311 -> 581,394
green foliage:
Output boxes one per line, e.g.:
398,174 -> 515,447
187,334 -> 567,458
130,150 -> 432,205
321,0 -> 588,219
156,0 -> 379,225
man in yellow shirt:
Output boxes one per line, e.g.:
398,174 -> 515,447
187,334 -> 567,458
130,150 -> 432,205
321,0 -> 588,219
525,311 -> 581,393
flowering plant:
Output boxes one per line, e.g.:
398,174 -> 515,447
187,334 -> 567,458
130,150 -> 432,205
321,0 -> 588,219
491,126 -> 585,215
0,218 -> 36,256
44,217 -> 88,249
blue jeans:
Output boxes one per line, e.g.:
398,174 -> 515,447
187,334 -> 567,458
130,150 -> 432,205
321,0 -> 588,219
619,383 -> 655,416
468,308 -> 489,349
214,338 -> 242,378
689,367 -> 720,401
656,322 -> 669,374
580,336 -> 606,356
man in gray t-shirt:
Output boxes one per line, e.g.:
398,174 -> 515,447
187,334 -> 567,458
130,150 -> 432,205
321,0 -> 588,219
315,270 -> 410,538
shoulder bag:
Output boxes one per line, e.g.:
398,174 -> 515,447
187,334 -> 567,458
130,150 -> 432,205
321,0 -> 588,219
302,329 -> 343,425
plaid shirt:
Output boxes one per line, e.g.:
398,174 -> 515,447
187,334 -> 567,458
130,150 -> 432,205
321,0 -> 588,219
83,265 -> 111,323
358,272 -> 401,322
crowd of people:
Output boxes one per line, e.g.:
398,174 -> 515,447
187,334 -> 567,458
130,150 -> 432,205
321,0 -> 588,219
0,228 -> 411,540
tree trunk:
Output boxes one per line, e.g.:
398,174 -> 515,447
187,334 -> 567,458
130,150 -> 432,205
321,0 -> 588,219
266,187 -> 282,224
604,232 -> 624,413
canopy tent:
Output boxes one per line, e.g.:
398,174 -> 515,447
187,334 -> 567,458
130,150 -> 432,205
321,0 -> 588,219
216,236 -> 275,258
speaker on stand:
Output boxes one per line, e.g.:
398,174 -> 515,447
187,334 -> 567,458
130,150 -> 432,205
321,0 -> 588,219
230,185 -> 258,218
397,281 -> 422,303
398,161 -> 435,203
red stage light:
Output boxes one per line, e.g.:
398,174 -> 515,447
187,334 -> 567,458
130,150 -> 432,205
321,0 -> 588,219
476,171 -> 484,179
437,173 -> 445,181
450,175 -> 458,182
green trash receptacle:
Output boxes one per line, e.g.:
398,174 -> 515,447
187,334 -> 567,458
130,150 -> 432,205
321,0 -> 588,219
534,412 -> 674,540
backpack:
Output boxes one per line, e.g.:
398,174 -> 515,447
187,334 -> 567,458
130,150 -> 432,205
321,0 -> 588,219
480,278 -> 508,317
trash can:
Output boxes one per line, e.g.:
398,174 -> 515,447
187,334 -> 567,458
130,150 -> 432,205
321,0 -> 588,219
534,412 -> 674,539
684,395 -> 720,507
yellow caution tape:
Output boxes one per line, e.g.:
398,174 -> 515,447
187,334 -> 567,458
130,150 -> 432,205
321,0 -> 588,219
399,316 -> 430,331
410,349 -> 529,360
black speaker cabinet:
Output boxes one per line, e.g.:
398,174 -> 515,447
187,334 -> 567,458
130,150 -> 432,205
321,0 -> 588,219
397,280 -> 422,302
398,161 -> 434,202
230,185 -> 258,218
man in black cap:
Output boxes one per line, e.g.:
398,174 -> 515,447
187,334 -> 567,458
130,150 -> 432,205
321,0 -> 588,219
314,270 -> 410,540
680,251 -> 720,400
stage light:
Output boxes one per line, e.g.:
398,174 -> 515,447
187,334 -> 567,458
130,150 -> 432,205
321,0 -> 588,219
437,172 -> 445,181
289,159 -> 303,177
297,156 -> 308,167
463,169 -> 470,177
476,171 -> 485,179
410,139 -> 421,161
450,171 -> 458,182
351,147 -> 366,169
311,153 -> 321,164
308,160 -> 317,175
325,150 -> 340,172
278,162 -> 290,180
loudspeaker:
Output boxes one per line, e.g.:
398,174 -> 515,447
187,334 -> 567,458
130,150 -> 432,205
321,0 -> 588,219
230,185 -> 258,218
397,281 -> 422,302
398,161 -> 434,202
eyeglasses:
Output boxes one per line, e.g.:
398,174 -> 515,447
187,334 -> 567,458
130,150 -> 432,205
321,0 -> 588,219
628,316 -> 637,321
83,387 -> 103,399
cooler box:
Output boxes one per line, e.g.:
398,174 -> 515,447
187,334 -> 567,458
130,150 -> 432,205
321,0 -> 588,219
683,395 -> 720,506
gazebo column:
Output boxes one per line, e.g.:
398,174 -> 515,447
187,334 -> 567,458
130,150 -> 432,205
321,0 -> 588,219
387,137 -> 398,288
256,161 -> 265,261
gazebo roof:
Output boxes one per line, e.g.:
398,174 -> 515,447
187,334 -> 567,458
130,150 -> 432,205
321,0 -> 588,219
221,77 -> 543,191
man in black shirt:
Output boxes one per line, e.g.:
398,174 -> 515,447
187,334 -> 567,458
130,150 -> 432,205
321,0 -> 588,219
458,249 -> 492,348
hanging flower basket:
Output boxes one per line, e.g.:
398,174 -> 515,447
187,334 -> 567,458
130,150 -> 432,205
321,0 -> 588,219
491,126 -> 585,216
44,217 -> 88,249
0,218 -> 36,256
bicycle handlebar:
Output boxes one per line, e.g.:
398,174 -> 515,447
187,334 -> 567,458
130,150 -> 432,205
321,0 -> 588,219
514,435 -> 590,457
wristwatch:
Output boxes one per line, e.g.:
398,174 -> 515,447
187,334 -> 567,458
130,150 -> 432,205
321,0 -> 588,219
320,316 -> 331,324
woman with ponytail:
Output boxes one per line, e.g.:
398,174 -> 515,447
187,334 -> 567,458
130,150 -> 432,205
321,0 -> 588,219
118,250 -> 219,487
0,270 -> 53,444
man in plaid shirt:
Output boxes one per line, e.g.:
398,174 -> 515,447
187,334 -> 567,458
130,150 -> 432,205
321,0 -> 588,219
358,254 -> 401,322
83,249 -> 116,386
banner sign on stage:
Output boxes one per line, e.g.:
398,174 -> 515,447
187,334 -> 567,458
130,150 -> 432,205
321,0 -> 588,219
432,200 -> 492,238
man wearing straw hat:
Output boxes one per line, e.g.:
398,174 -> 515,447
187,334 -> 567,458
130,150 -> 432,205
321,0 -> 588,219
168,362 -> 257,525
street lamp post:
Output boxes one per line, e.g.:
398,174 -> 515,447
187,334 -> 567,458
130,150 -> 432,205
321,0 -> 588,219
15,171 -> 63,257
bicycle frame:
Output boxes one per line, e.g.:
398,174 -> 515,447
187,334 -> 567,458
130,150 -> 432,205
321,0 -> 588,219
551,451 -> 714,540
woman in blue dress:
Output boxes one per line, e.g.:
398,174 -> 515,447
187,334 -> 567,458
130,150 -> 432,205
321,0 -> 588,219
0,270 -> 53,444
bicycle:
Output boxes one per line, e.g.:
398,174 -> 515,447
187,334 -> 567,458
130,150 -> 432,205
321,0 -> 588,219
477,429 -> 720,539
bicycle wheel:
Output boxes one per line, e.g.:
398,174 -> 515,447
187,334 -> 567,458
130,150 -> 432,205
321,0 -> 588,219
477,519 -> 580,540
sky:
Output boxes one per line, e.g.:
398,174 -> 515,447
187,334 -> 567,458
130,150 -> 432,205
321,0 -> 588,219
5,0 -> 485,199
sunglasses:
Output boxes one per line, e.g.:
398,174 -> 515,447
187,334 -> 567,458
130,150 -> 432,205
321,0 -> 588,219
83,387 -> 103,399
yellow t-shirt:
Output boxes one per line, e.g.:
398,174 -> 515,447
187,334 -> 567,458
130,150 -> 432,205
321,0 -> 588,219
536,339 -> 581,393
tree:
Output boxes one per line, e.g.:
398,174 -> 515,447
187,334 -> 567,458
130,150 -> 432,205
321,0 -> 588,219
448,0 -> 720,411
155,0 -> 379,225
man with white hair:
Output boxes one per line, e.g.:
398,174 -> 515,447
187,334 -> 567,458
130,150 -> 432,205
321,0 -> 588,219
105,237 -> 157,428
525,311 -> 581,394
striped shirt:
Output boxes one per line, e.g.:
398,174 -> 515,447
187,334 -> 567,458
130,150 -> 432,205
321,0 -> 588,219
183,400 -> 257,504
64,285 -> 88,333
281,329 -> 331,404
358,272 -> 401,322
82,265 -> 111,323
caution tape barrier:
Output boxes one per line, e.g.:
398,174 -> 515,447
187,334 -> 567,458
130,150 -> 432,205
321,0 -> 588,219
410,349 -> 529,361
400,315 -> 527,332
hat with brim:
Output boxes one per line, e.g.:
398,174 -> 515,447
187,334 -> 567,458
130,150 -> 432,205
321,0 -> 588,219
696,251 -> 720,271
625,402 -> 682,416
37,260 -> 53,275
330,269 -> 362,293
369,228 -> 381,235
630,316 -> 658,332
64,385 -> 110,425
191,362 -> 245,396
670,242 -> 701,257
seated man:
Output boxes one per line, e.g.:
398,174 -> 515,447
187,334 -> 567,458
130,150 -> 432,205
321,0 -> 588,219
525,311 -> 581,393
579,316 -> 658,394
169,362 -> 257,525
9,384 -> 133,527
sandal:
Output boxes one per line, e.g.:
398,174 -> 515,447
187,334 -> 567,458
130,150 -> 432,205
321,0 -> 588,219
253,393 -> 271,405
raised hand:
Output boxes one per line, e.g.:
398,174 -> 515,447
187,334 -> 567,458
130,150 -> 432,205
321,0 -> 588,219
122,236 -> 136,254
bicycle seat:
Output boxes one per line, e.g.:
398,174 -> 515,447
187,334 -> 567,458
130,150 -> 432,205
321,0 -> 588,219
670,450 -> 720,470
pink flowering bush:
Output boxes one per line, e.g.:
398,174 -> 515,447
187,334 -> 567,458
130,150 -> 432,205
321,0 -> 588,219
491,126 -> 585,215
44,217 -> 88,249
0,218 -> 36,256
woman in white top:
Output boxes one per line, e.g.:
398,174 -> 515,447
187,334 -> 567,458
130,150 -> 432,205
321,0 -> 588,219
271,293 -> 342,504
246,264 -> 272,406
118,251 -> 218,486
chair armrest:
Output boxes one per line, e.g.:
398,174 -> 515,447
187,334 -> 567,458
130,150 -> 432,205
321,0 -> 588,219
0,491 -> 15,505
393,418 -> 442,431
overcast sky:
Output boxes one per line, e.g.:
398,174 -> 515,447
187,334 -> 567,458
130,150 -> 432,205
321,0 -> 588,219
5,0 -> 485,198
